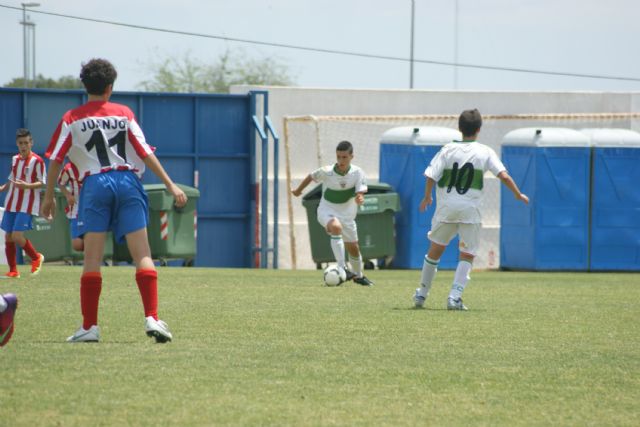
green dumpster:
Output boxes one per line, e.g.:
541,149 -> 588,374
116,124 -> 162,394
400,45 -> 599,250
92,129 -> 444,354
113,184 -> 200,266
301,182 -> 400,268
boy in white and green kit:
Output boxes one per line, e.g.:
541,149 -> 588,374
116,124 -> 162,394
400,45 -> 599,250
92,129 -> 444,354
414,109 -> 529,310
292,141 -> 373,286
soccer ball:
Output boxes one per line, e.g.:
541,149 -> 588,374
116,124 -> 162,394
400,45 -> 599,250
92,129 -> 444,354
323,265 -> 347,286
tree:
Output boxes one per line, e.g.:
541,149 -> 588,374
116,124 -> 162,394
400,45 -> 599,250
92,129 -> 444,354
3,74 -> 83,89
139,50 -> 296,93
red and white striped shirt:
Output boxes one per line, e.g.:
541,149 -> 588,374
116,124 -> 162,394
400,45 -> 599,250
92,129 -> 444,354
4,153 -> 46,215
57,162 -> 81,219
46,101 -> 155,181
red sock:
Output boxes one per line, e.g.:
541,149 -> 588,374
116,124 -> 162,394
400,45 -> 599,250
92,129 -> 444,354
22,239 -> 39,261
136,269 -> 158,320
80,272 -> 102,330
5,242 -> 17,272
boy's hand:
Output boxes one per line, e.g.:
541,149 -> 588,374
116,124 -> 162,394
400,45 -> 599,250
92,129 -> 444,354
419,195 -> 432,212
168,184 -> 187,208
41,197 -> 56,222
355,193 -> 364,205
12,179 -> 27,189
291,188 -> 302,197
517,193 -> 530,204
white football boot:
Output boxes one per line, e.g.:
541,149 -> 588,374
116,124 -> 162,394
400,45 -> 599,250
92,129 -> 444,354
447,297 -> 468,311
67,325 -> 100,343
413,288 -> 426,308
145,316 -> 173,343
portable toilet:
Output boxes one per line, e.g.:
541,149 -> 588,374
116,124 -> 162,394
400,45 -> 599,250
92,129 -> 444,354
581,128 -> 640,271
379,126 -> 462,269
500,127 -> 591,270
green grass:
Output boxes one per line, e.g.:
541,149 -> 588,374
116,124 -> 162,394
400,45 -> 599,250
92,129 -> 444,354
2,266 -> 639,426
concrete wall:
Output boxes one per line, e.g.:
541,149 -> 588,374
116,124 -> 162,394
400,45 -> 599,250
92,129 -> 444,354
231,86 -> 640,270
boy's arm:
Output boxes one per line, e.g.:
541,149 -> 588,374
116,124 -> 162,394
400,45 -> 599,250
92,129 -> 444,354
42,160 -> 62,220
291,174 -> 313,197
12,179 -> 43,190
419,177 -> 436,212
497,171 -> 529,204
142,152 -> 187,208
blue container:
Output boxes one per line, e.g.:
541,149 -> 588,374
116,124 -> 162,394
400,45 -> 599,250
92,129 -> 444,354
379,126 -> 462,269
582,128 -> 640,271
500,128 -> 591,270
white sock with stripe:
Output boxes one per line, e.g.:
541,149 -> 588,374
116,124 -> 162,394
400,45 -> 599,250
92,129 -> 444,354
349,254 -> 363,277
449,259 -> 473,300
330,235 -> 346,269
418,256 -> 439,298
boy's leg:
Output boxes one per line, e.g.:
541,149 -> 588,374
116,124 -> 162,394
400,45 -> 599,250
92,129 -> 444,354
325,218 -> 346,269
447,224 -> 480,310
21,237 -> 44,275
2,214 -> 19,276
414,222 -> 455,307
126,227 -> 172,343
5,238 -> 19,276
447,255 -> 473,310
66,232 -> 106,341
415,242 -> 446,306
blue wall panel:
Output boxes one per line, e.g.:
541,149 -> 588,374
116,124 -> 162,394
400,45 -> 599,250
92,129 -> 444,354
0,88 -> 257,268
140,96 -> 195,154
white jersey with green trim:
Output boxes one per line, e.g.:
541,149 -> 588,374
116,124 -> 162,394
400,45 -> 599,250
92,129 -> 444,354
424,140 -> 505,223
311,163 -> 367,219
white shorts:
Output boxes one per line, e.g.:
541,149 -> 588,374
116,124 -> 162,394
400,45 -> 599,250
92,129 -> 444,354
427,222 -> 480,256
317,204 -> 358,243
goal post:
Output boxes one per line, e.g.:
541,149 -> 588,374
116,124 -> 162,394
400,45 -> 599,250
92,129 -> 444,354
283,112 -> 640,270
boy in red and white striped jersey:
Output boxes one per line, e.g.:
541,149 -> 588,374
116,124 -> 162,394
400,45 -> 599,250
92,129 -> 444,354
57,162 -> 84,252
0,128 -> 46,278
42,58 -> 186,344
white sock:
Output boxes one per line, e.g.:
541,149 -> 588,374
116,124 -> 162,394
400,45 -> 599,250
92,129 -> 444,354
0,295 -> 7,312
349,254 -> 363,277
449,260 -> 473,300
418,256 -> 439,298
330,235 -> 346,269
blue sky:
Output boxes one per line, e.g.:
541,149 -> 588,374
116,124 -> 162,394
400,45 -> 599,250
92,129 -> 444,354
1,0 -> 639,92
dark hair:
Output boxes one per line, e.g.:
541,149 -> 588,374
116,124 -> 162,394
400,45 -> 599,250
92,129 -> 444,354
336,140 -> 353,153
458,109 -> 482,137
16,128 -> 31,139
80,58 -> 117,95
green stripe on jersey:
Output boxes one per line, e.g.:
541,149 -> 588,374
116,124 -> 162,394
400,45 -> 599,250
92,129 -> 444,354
437,168 -> 484,191
323,187 -> 356,203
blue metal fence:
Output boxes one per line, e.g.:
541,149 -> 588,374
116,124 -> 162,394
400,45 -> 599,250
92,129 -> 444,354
0,87 -> 278,268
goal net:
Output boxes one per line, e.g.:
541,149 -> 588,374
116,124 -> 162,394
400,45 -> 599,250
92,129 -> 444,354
282,113 -> 640,270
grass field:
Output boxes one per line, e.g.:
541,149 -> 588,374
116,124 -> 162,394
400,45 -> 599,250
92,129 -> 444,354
2,266 -> 639,426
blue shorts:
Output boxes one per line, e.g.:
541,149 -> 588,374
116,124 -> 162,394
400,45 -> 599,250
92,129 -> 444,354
70,218 -> 81,239
77,171 -> 149,244
0,211 -> 33,233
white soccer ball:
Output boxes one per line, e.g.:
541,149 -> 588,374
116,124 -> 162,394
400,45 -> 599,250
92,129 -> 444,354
323,265 -> 347,287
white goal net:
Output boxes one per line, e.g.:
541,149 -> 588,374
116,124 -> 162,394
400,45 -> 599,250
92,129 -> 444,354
282,113 -> 640,270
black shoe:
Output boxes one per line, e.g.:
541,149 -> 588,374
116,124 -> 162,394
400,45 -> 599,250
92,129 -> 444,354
353,276 -> 374,286
344,269 -> 357,281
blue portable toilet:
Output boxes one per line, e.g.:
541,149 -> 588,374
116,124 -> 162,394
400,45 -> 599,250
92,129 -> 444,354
379,126 -> 462,269
500,128 -> 591,270
581,128 -> 640,271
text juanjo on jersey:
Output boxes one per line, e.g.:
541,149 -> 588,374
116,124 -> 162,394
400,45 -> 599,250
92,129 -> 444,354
79,118 -> 127,132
